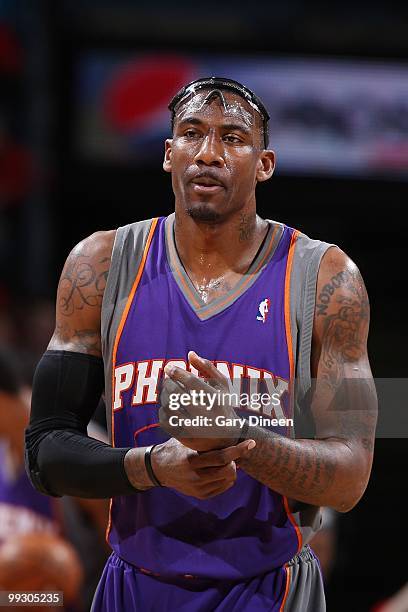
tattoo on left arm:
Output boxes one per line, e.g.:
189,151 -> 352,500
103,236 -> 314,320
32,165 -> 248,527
319,267 -> 369,388
316,270 -> 352,316
238,252 -> 377,512
238,428 -> 338,504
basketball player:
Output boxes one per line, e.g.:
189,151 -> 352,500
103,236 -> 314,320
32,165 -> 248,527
25,77 -> 377,611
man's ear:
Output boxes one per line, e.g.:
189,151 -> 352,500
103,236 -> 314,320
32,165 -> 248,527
256,150 -> 275,182
163,139 -> 173,173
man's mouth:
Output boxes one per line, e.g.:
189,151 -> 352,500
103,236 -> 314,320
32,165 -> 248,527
190,176 -> 225,194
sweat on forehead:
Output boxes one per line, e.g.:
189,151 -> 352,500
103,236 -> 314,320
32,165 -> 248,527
173,90 -> 269,148
174,88 -> 257,126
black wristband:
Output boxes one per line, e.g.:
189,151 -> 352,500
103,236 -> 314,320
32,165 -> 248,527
236,419 -> 250,445
144,445 -> 162,487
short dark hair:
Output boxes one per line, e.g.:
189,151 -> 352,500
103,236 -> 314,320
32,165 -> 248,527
168,76 -> 270,147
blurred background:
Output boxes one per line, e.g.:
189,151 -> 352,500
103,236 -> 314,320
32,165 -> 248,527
0,0 -> 407,610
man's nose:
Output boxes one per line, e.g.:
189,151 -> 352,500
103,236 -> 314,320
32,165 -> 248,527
194,133 -> 224,167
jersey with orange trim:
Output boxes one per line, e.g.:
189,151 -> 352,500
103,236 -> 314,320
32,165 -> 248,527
101,214 -> 332,583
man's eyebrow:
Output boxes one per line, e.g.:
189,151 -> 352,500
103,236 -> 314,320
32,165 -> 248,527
221,123 -> 252,135
177,117 -> 204,128
177,117 -> 252,135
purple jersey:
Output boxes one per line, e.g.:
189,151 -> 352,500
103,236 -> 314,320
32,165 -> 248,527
102,215 -> 332,582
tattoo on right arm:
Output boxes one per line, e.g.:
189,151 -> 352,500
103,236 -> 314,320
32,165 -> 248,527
54,322 -> 102,354
58,255 -> 109,316
49,236 -> 113,357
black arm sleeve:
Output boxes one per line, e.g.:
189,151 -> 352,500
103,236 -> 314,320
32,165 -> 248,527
25,350 -> 135,498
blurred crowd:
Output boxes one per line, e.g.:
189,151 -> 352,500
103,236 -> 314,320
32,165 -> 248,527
0,346 -> 110,610
0,13 -> 109,610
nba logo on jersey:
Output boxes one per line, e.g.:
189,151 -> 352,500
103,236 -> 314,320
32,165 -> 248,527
257,298 -> 270,323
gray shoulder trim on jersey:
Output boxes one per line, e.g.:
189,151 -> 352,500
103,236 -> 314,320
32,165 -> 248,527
285,232 -> 335,553
101,218 -> 156,441
290,233 -> 336,402
101,227 -> 126,341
